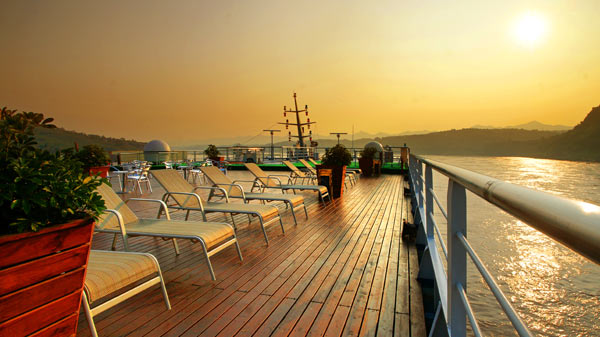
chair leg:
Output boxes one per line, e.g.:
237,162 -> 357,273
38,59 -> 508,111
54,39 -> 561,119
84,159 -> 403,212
111,234 -> 119,250
234,236 -> 243,261
200,241 -> 217,281
303,203 -> 308,218
258,217 -> 269,245
278,215 -> 285,233
148,254 -> 172,310
289,202 -> 298,225
172,239 -> 180,255
81,292 -> 98,337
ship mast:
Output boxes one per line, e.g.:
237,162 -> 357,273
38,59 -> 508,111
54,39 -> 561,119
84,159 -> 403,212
279,93 -> 315,147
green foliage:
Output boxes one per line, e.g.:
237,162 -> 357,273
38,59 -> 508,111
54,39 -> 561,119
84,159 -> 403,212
321,144 -> 352,167
75,144 -> 110,170
360,146 -> 378,160
0,107 -> 106,235
204,144 -> 220,160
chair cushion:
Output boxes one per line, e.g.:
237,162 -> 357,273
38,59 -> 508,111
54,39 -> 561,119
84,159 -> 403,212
84,251 -> 158,303
204,202 -> 280,220
282,184 -> 328,195
244,193 -> 304,207
125,219 -> 235,250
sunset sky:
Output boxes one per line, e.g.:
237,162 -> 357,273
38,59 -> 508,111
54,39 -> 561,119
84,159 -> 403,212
1,0 -> 599,144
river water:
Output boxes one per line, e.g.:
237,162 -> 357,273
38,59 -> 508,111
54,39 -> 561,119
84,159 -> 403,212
424,155 -> 600,337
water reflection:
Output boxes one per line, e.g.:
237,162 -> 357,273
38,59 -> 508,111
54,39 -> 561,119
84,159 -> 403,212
428,156 -> 600,336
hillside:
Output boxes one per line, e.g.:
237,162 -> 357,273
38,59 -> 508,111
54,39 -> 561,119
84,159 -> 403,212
536,105 -> 600,161
34,127 -> 145,152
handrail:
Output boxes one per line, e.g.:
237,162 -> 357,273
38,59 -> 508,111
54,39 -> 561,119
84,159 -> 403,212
414,155 -> 600,264
408,154 -> 600,337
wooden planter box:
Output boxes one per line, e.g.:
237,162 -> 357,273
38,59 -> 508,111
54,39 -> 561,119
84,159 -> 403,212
358,158 -> 381,177
0,219 -> 94,336
88,165 -> 110,178
317,165 -> 347,198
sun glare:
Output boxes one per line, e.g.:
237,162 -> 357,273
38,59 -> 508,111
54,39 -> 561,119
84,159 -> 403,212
513,11 -> 548,47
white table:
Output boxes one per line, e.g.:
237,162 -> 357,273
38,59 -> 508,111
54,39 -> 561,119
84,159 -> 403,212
113,171 -> 132,194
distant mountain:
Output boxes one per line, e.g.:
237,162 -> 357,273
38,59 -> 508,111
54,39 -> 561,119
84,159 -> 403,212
535,105 -> 600,161
471,121 -> 571,131
34,127 -> 144,152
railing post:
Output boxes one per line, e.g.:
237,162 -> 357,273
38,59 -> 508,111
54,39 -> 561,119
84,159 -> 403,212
425,165 -> 434,238
447,180 -> 467,336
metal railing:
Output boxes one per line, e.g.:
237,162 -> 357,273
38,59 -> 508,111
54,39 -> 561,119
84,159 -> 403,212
408,154 -> 600,337
111,146 -> 409,165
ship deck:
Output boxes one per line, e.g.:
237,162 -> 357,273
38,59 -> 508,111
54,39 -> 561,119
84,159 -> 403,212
77,171 -> 425,336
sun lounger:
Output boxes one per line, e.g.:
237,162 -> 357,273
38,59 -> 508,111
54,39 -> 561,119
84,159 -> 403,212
244,163 -> 330,203
307,157 -> 361,179
282,160 -> 317,184
95,183 -> 242,280
151,169 -> 284,245
82,250 -> 170,337
298,158 -> 356,187
200,166 -> 308,225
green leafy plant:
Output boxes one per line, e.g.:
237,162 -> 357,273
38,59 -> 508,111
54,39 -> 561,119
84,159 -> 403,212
360,146 -> 378,160
321,144 -> 352,167
75,144 -> 110,170
204,144 -> 220,160
0,107 -> 106,235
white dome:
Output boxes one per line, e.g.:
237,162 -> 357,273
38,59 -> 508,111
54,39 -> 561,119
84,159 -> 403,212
364,141 -> 384,153
144,140 -> 171,152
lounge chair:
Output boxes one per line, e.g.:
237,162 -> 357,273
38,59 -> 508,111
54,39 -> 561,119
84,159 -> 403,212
82,250 -> 171,337
307,157 -> 361,179
282,160 -> 318,185
95,183 -> 242,280
244,163 -> 330,204
200,166 -> 308,225
151,169 -> 284,245
299,158 -> 356,186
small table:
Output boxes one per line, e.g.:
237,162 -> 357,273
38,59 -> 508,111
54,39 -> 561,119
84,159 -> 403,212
178,166 -> 192,181
113,171 -> 132,194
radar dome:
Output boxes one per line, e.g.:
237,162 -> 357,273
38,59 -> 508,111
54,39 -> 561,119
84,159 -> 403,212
364,141 -> 384,154
144,140 -> 171,152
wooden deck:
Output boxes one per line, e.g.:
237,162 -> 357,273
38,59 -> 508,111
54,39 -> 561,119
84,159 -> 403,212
77,172 -> 425,336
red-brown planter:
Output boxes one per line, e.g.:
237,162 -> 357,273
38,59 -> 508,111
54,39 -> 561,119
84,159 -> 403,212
317,165 -> 347,198
358,158 -> 374,177
0,219 -> 94,336
88,165 -> 110,178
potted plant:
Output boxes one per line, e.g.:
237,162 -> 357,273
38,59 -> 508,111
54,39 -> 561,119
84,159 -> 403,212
75,144 -> 111,178
204,144 -> 224,161
0,107 -> 105,336
317,144 -> 352,198
359,147 -> 379,177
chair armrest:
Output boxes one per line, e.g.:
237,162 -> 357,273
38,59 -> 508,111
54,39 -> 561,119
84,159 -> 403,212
232,179 -> 259,184
160,191 -> 207,221
268,174 -> 292,185
98,209 -> 127,235
213,183 -> 246,202
126,198 -> 171,220
193,186 -> 230,203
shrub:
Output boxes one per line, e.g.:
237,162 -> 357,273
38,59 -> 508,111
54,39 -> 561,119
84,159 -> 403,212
75,144 -> 110,170
204,144 -> 220,160
321,144 -> 352,167
0,107 -> 106,234
360,146 -> 379,160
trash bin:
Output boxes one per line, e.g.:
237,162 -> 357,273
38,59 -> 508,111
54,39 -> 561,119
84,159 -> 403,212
373,159 -> 381,176
317,168 -> 333,197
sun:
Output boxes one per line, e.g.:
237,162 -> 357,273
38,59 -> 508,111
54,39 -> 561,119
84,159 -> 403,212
513,11 -> 548,47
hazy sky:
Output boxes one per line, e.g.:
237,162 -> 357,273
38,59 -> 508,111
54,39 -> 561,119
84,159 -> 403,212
1,0 -> 599,144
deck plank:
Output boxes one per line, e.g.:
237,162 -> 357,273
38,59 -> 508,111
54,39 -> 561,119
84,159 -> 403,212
76,171 -> 425,337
